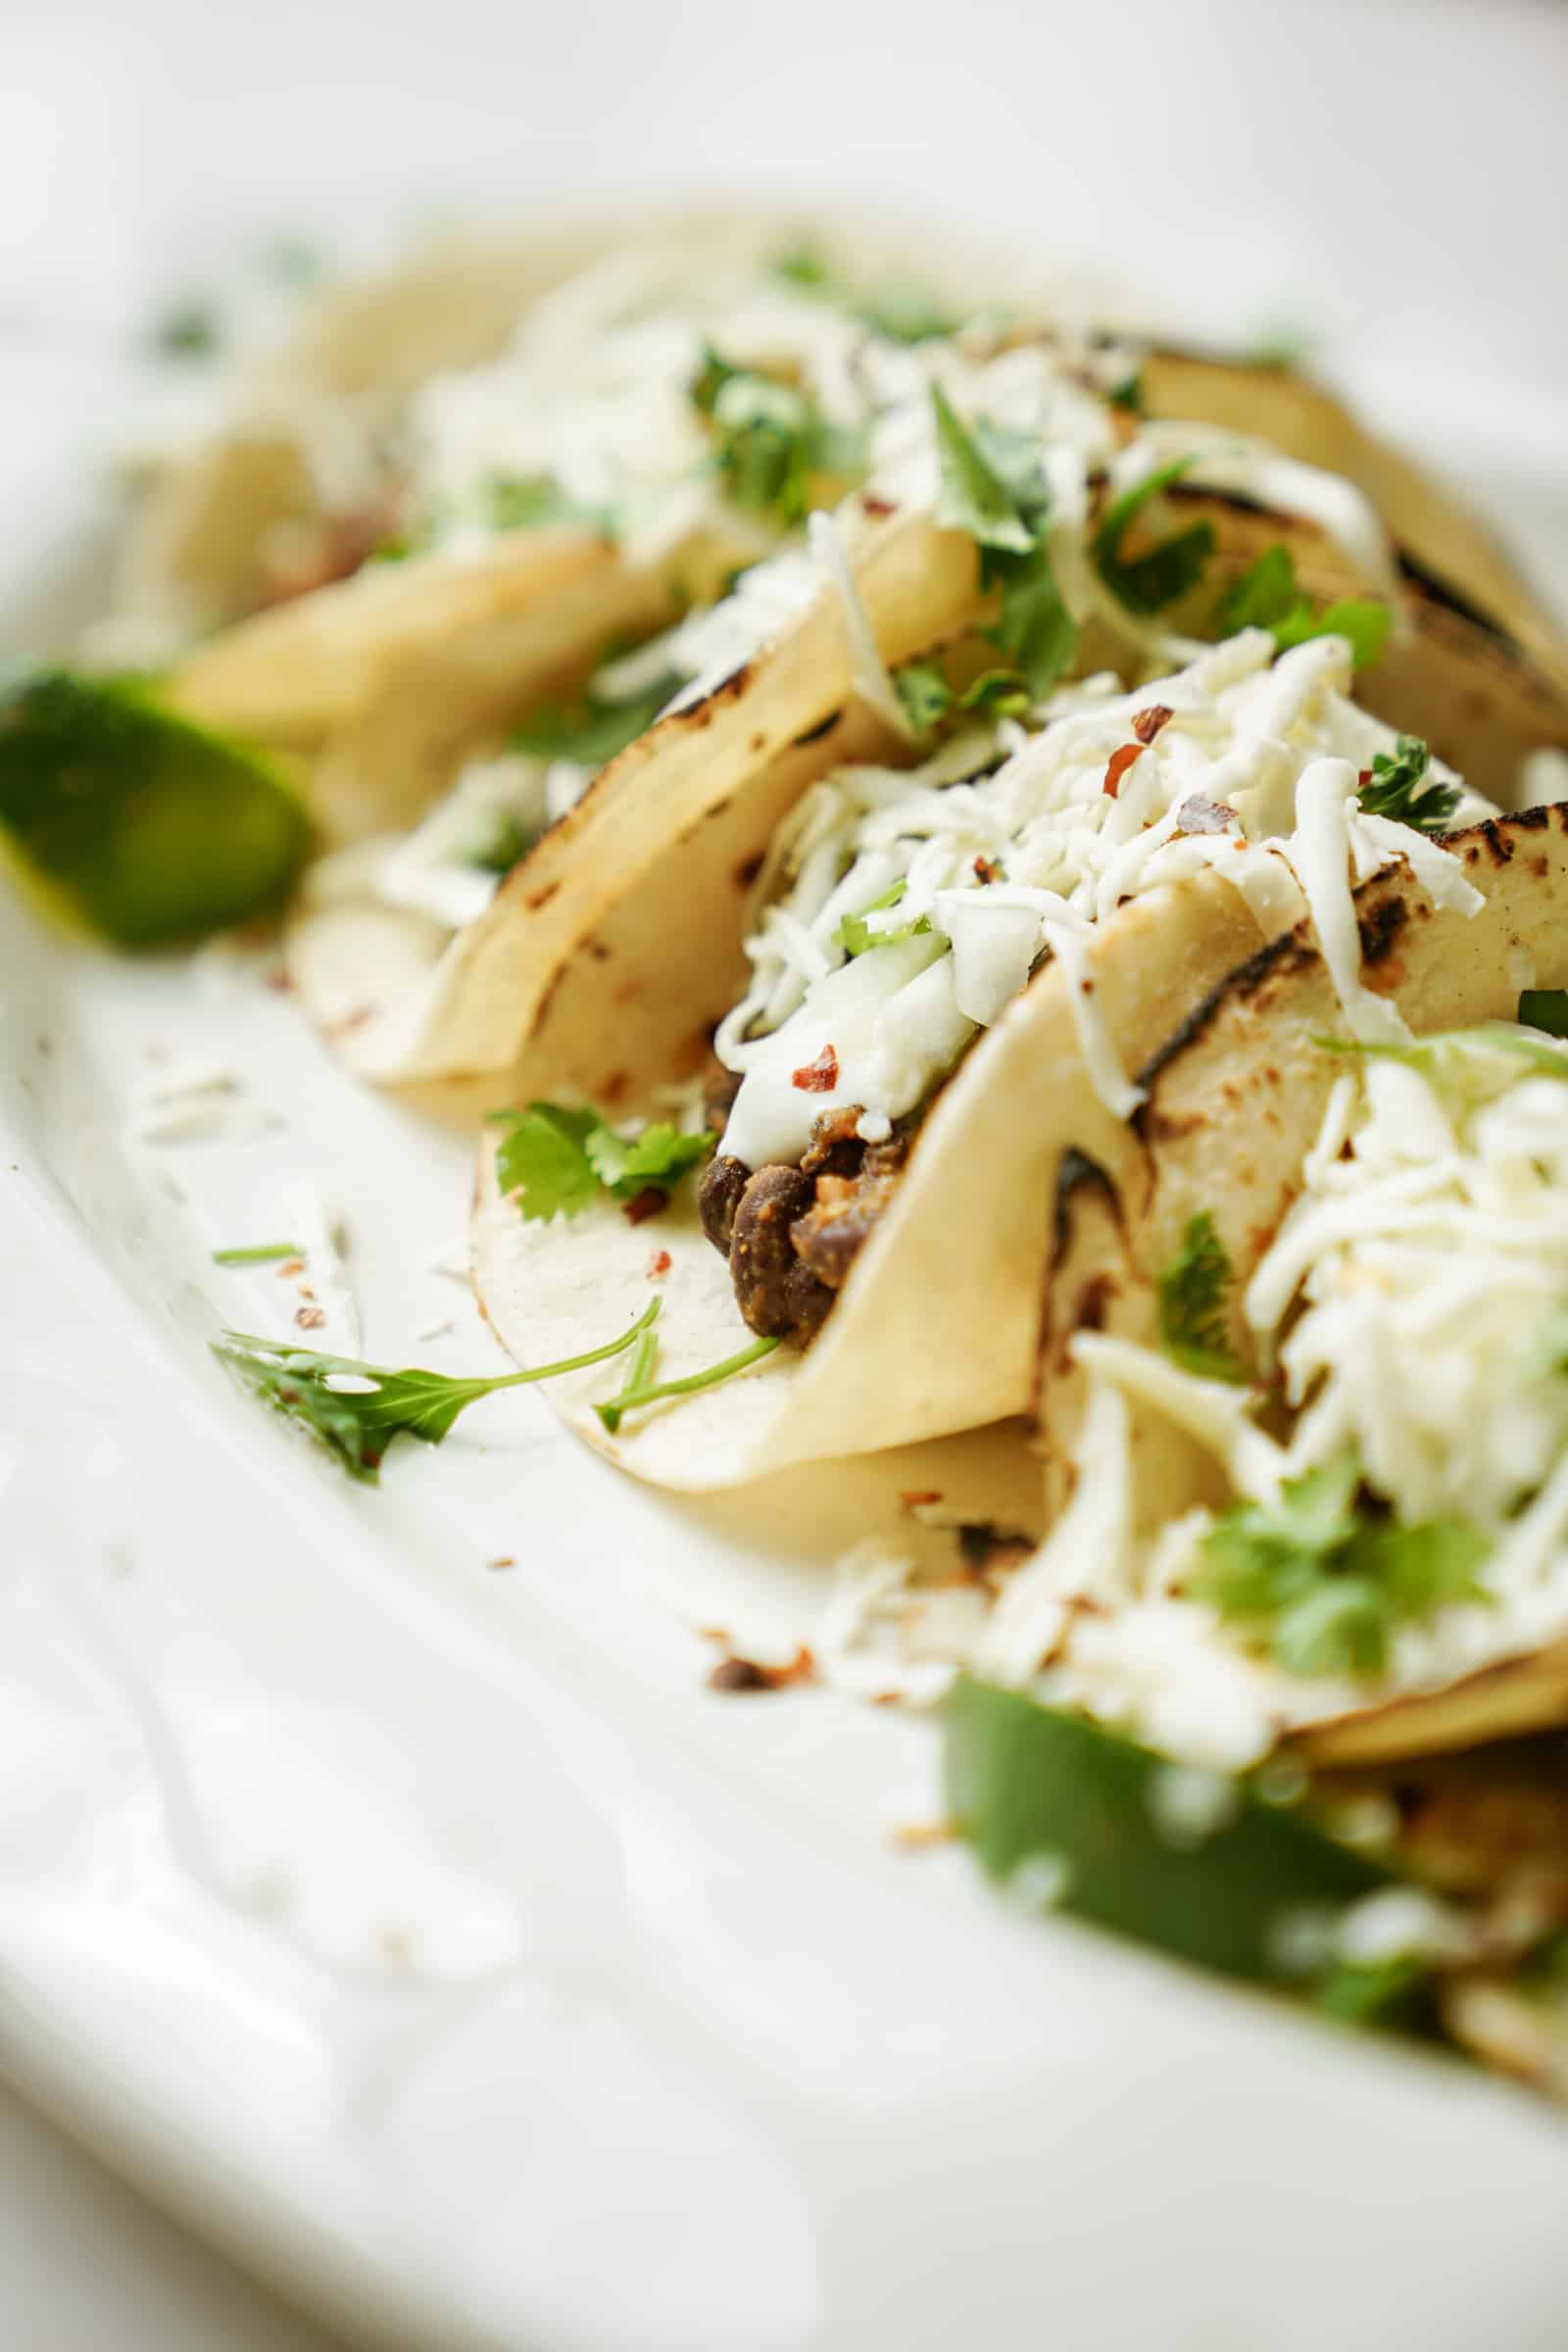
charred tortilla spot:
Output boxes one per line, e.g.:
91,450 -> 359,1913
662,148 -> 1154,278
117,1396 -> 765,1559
749,731 -> 769,755
588,941 -> 611,960
1074,1272 -> 1119,1335
1051,1149 -> 1121,1268
1356,895 -> 1408,966
599,1068 -> 628,1104
525,879 -> 561,911
733,851 -> 764,890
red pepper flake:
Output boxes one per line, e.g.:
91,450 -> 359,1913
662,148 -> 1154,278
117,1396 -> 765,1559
860,492 -> 897,517
1357,767 -> 1373,787
972,857 -> 1003,885
620,1186 -> 668,1225
707,1644 -> 815,1694
1131,703 -> 1174,746
263,964 -> 294,995
647,1248 -> 672,1278
294,1305 -> 326,1331
487,1556 -> 515,1572
900,1488 -> 945,1511
1102,743 -> 1144,799
276,1259 -> 306,1279
792,1044 -> 839,1093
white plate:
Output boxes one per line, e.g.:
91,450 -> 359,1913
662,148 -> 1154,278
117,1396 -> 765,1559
4,181 -> 1568,2352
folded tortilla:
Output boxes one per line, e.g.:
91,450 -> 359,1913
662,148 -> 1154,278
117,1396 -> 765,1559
1036,805 -> 1568,1763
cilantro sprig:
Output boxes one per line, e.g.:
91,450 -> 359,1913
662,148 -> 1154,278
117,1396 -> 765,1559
1156,1210 -> 1247,1382
892,661 -> 1032,734
1356,735 -> 1460,835
511,666 -> 681,772
1092,458 -> 1216,616
213,1299 -> 660,1482
1191,1450 -> 1491,1681
928,389 -> 1077,701
596,1322 -> 781,1434
492,1103 -> 710,1222
1212,544 -> 1391,668
692,348 -> 865,525
768,244 -> 961,345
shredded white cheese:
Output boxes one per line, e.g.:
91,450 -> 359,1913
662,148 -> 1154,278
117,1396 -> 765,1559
716,632 -> 1491,1165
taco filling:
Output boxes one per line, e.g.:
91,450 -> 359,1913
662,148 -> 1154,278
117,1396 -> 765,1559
696,626 -> 1491,1346
1000,1018 -> 1568,1769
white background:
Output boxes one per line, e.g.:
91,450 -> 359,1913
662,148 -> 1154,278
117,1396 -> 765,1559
0,1 -> 1563,2344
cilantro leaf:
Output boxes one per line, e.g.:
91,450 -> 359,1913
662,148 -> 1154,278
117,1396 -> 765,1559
837,879 -> 932,956
1357,735 -> 1460,835
929,386 -> 1037,553
1192,1451 -> 1491,1681
484,474 -> 603,534
1519,989 -> 1568,1039
1156,1210 -> 1247,1382
511,668 -> 681,771
152,302 -> 220,360
1093,458 -> 1216,616
894,657 -> 1038,735
1107,368 -> 1146,416
213,1300 -> 659,1482
924,393 -> 1077,697
693,349 -> 865,526
894,661 -> 955,733
766,244 -> 961,343
583,1121 -> 711,1195
985,548 -> 1077,700
492,1102 -> 710,1220
1212,545 -> 1391,668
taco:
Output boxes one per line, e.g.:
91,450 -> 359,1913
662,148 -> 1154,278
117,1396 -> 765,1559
1024,807 -> 1568,1768
464,537 -> 1555,1492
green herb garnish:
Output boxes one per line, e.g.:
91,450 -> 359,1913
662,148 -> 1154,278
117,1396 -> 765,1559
1107,368 -> 1146,416
211,1242 -> 304,1267
892,660 -> 1033,734
152,302 -> 220,360
595,1329 -> 781,1434
491,1102 -> 710,1222
930,385 -> 1036,553
0,667 -> 309,947
836,878 -> 932,956
1156,1210 -> 1247,1382
928,390 -> 1077,700
1192,1450 -> 1491,1681
483,474 -> 604,535
693,348 -> 864,526
511,668 -> 681,771
1211,544 -> 1391,668
1356,734 -> 1459,835
767,244 -> 960,344
893,661 -> 956,733
213,1300 -> 659,1481
1092,457 -> 1216,616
